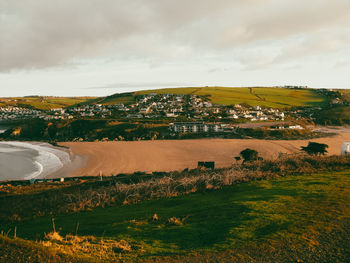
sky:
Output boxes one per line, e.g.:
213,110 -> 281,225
0,0 -> 349,97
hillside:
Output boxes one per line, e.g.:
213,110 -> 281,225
337,89 -> 350,103
86,92 -> 136,106
0,96 -> 97,110
1,156 -> 350,262
0,87 -> 331,110
314,105 -> 350,125
136,86 -> 329,108
91,86 -> 329,108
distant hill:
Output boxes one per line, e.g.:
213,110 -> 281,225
96,86 -> 329,108
0,87 -> 331,110
86,92 -> 136,106
314,105 -> 350,125
336,89 -> 350,103
0,96 -> 97,110
135,86 -> 328,108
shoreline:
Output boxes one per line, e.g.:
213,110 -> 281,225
2,130 -> 349,181
60,132 -> 350,177
0,141 -> 86,182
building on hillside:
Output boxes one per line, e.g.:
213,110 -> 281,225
169,122 -> 223,133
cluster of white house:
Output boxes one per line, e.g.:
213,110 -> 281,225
134,93 -> 287,121
0,107 -> 41,120
0,105 -> 114,120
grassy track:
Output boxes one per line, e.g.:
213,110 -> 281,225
136,87 -> 328,108
7,169 -> 350,261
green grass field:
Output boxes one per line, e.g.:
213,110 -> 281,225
0,87 -> 329,110
93,92 -> 136,105
0,97 -> 97,110
315,106 -> 350,125
6,169 -> 350,261
136,87 -> 328,108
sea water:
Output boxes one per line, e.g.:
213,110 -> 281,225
0,142 -> 71,181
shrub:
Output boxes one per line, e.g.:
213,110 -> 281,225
301,142 -> 328,155
240,148 -> 260,163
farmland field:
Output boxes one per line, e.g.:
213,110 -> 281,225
94,92 -> 136,105
0,96 -> 97,110
136,86 -> 328,108
0,87 -> 329,109
315,106 -> 350,125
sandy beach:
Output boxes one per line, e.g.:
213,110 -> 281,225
61,132 -> 350,177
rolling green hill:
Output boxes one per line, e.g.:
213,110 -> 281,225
136,86 -> 329,108
0,87 -> 331,110
87,92 -> 136,106
314,105 -> 350,125
0,96 -> 97,110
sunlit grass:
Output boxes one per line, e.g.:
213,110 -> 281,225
11,169 -> 350,259
136,86 -> 328,108
0,96 -> 97,110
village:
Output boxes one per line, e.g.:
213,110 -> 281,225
0,93 -> 319,135
0,93 -> 292,121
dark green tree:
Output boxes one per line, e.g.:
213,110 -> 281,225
240,148 -> 261,163
301,142 -> 328,155
21,119 -> 47,139
48,122 -> 58,140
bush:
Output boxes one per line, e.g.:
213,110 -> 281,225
240,148 -> 261,163
301,142 -> 328,155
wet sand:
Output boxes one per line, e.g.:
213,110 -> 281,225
61,132 -> 350,177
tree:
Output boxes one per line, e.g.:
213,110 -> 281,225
21,119 -> 47,139
301,142 -> 328,155
48,122 -> 58,140
240,148 -> 261,163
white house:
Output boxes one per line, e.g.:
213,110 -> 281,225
341,142 -> 350,155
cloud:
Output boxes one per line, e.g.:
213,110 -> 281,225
1,0 -> 350,71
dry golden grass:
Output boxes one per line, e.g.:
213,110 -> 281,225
42,231 -> 140,262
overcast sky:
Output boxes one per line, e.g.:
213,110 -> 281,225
1,0 -> 349,97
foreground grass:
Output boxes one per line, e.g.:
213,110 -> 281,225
0,235 -> 93,263
3,169 -> 350,262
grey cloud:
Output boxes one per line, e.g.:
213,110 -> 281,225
1,0 -> 350,71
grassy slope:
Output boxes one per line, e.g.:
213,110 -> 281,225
0,97 -> 97,110
315,106 -> 350,125
0,235 -> 92,263
136,87 -> 328,108
337,89 -> 350,103
7,169 -> 350,261
97,93 -> 135,105
0,87 -> 328,109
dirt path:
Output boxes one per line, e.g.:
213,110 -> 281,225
60,133 -> 350,177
